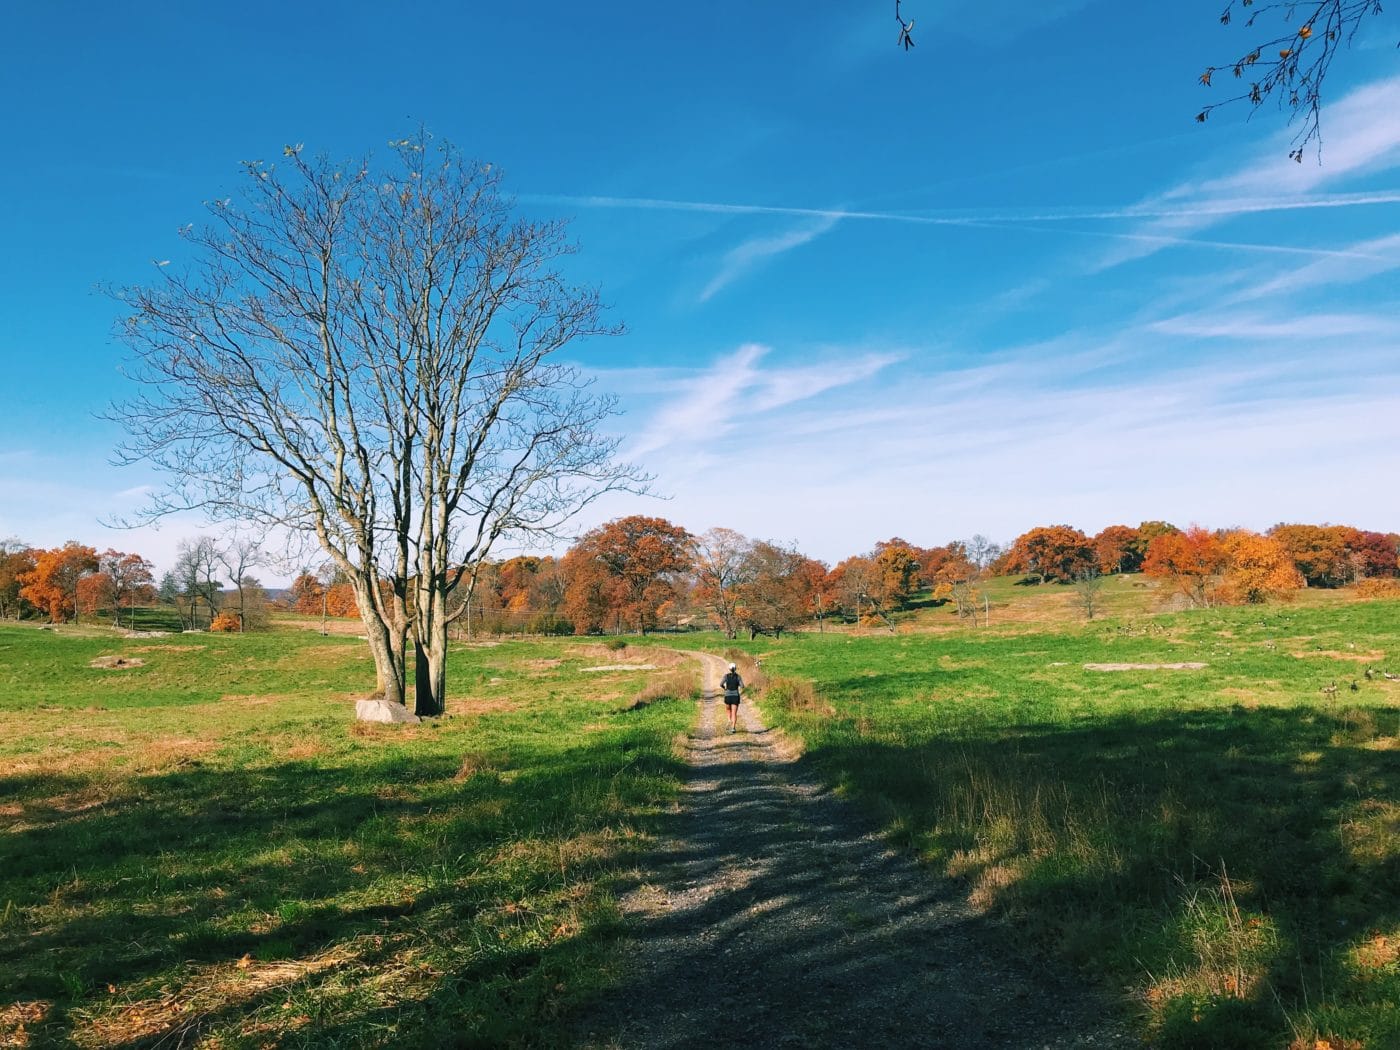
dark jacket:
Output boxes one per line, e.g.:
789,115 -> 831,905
721,671 -> 743,696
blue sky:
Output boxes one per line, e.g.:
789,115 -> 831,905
1,1 -> 1397,580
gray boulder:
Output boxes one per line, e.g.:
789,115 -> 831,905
355,698 -> 421,724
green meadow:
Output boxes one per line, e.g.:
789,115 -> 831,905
4,582 -> 1400,1048
749,588 -> 1400,1049
0,626 -> 695,1047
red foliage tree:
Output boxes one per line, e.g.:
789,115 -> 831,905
735,540 -> 810,638
1348,530 -> 1400,579
1093,525 -> 1143,574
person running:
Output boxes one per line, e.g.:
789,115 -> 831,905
720,662 -> 743,734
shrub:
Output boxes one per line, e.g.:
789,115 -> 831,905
209,611 -> 241,632
764,675 -> 834,717
603,637 -> 628,652
1354,578 -> 1400,599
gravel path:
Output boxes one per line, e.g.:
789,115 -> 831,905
578,653 -> 1137,1049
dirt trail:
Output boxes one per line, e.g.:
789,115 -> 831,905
578,653 -> 1134,1048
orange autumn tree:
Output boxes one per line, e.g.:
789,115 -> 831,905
1268,523 -> 1356,588
18,542 -> 99,623
0,541 -> 36,620
1217,530 -> 1305,604
1004,525 -> 1095,584
871,539 -> 922,610
562,516 -> 691,634
1143,527 -> 1229,607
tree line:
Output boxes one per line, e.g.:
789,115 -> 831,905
287,516 -> 1400,637
5,518 -> 1395,637
0,535 -> 272,632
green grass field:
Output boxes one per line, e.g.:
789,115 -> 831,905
5,582 -> 1399,1048
0,626 -> 696,1047
746,588 -> 1400,1049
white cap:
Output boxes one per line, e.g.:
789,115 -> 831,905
729,663 -> 737,670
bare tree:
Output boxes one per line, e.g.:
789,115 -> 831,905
966,534 -> 1003,572
172,537 -> 222,630
1198,1 -> 1391,160
1074,567 -> 1106,621
691,527 -> 752,639
216,532 -> 262,633
112,133 -> 640,714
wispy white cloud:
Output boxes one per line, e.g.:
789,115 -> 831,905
1095,73 -> 1400,270
1225,231 -> 1400,304
621,343 -> 901,459
607,329 -> 1400,561
1151,311 -> 1400,341
529,188 -> 1400,228
527,187 -> 1398,262
699,215 -> 840,302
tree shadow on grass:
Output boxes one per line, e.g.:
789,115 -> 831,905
8,700 -> 1398,1048
0,736 -> 685,1047
795,703 -> 1400,1048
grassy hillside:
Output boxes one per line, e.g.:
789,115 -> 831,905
0,626 -> 696,1047
751,594 -> 1400,1048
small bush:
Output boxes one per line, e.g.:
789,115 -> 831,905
1354,578 -> 1400,599
764,676 -> 834,717
603,637 -> 628,652
208,612 -> 241,633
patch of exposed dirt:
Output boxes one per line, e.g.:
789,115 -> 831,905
451,698 -> 522,716
131,644 -> 205,653
1084,662 -> 1208,671
88,655 -> 144,670
1291,649 -> 1386,663
582,663 -> 659,672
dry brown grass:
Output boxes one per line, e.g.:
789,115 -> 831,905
75,945 -> 359,1049
626,668 -> 698,710
451,697 -> 523,716
453,751 -> 502,781
1290,649 -> 1387,663
0,1000 -> 49,1047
